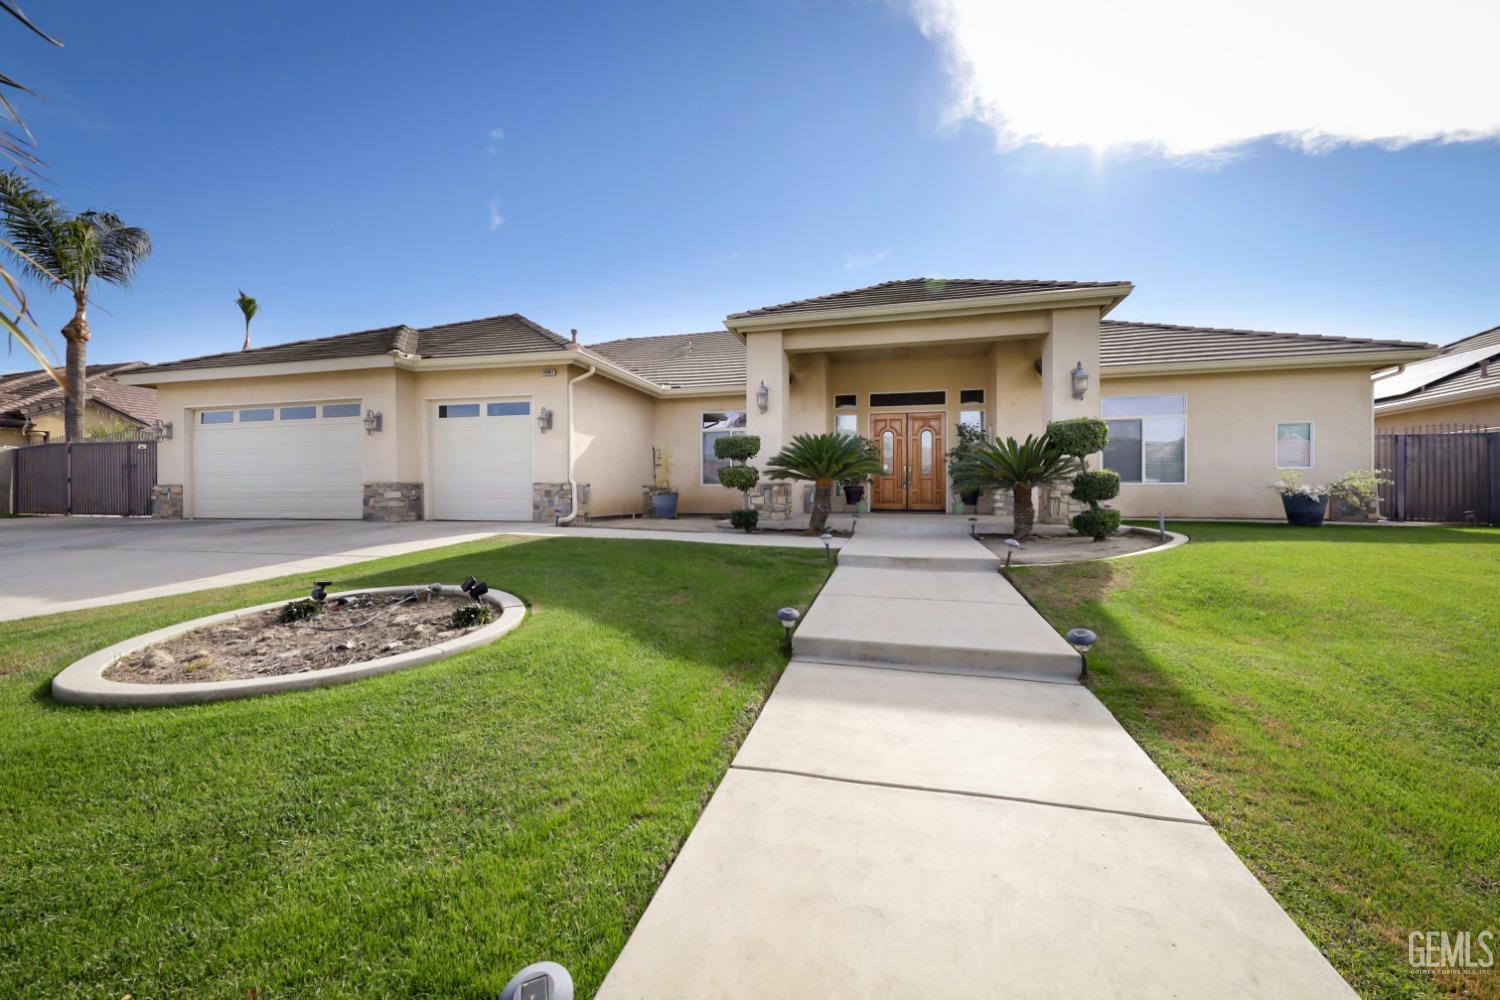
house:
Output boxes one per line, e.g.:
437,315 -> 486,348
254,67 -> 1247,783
1373,325 -> 1500,431
0,363 -> 159,446
116,278 -> 1435,522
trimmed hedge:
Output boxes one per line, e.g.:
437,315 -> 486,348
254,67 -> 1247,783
714,435 -> 762,462
729,508 -> 759,533
718,466 -> 760,493
1047,417 -> 1109,459
1071,507 -> 1121,540
1071,469 -> 1121,504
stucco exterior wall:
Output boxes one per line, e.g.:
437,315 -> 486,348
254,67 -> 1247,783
1105,366 -> 1376,519
651,392 -> 744,515
574,373 -> 654,516
1374,392 -> 1500,431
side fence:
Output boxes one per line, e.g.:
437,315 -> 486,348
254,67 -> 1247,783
10,437 -> 159,517
1375,424 -> 1500,525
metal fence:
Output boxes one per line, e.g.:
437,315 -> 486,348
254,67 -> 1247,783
11,439 -> 159,516
1375,423 -> 1500,524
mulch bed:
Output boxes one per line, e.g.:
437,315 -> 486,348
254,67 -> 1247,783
104,591 -> 489,684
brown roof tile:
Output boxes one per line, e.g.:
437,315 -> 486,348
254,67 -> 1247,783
1100,320 -> 1433,369
0,362 -> 157,424
587,331 -> 745,389
728,277 -> 1128,320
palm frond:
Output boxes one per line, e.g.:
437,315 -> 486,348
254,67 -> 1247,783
950,432 -> 1079,494
236,289 -> 258,321
0,1 -> 62,47
79,210 -> 152,286
766,432 -> 882,483
0,170 -> 65,286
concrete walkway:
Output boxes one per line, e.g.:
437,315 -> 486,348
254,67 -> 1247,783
599,515 -> 1354,998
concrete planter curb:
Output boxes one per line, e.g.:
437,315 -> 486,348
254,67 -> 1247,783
51,584 -> 526,708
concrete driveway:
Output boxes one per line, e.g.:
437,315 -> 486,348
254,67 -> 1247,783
0,518 -> 508,621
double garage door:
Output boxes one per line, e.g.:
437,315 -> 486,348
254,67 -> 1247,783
189,397 -> 535,520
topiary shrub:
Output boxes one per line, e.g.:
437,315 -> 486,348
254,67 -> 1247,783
1046,417 -> 1109,461
1071,507 -> 1121,540
450,603 -> 495,629
1071,469 -> 1121,505
278,598 -> 322,624
729,508 -> 759,533
715,435 -> 761,463
718,465 -> 759,493
716,435 -> 762,512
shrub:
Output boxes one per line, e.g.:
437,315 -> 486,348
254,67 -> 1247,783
1329,468 -> 1390,509
278,598 -> 322,624
450,603 -> 495,629
718,465 -> 760,493
729,508 -> 759,533
1046,417 -> 1109,460
1071,469 -> 1121,504
714,435 -> 762,463
1071,507 -> 1121,540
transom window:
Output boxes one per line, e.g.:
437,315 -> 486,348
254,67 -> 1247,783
1276,421 -> 1314,469
1102,394 -> 1186,484
702,410 -> 747,485
869,390 -> 945,408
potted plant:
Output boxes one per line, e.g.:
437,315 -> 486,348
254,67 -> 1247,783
1328,468 -> 1389,522
1271,472 -> 1329,526
840,474 -> 866,506
950,432 -> 1078,539
650,447 -> 678,519
765,433 -> 881,532
946,421 -> 986,510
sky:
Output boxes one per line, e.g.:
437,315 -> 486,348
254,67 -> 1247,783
3,0 -> 1498,374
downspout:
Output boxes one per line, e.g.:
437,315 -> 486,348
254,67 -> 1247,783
556,362 -> 597,525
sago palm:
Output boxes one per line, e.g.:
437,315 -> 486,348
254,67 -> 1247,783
766,432 -> 881,531
0,172 -> 151,440
236,289 -> 258,351
950,432 -> 1078,538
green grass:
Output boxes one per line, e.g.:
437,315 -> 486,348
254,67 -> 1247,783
0,535 -> 830,998
1010,523 -> 1500,999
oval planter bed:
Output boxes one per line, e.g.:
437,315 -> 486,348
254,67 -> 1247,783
51,584 -> 526,708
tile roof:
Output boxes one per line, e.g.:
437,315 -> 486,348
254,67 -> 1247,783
586,330 -> 746,389
728,277 -> 1129,319
1373,342 -> 1500,407
0,362 -> 157,425
128,314 -> 569,375
1100,320 -> 1433,370
1438,324 -> 1500,355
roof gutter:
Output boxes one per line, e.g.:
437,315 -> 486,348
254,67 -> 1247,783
556,364 -> 597,526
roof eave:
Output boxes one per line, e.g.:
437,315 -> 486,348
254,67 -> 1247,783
117,354 -> 401,385
724,284 -> 1136,336
1101,347 -> 1440,379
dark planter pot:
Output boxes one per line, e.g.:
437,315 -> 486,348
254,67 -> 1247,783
960,489 -> 981,507
1281,493 -> 1328,527
651,492 -> 679,519
842,484 -> 865,505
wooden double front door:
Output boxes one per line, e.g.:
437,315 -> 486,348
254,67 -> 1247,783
870,412 -> 946,511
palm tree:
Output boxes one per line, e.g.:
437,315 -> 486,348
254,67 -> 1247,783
765,432 -> 880,532
950,433 -> 1078,538
236,290 -> 258,351
0,172 -> 151,441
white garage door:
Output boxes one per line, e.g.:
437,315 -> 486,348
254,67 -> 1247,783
430,399 -> 533,520
191,402 -> 363,519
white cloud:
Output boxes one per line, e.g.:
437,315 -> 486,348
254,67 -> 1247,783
844,248 -> 892,270
487,199 -> 504,231
907,0 -> 1500,157
488,127 -> 506,141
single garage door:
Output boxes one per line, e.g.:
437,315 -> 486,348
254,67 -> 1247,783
430,399 -> 533,520
191,402 -> 363,519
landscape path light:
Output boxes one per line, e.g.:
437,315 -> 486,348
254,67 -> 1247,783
777,606 -> 801,653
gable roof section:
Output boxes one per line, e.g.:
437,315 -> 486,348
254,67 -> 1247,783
127,314 -> 567,375
1100,320 -> 1433,372
1438,324 -> 1500,355
728,277 -> 1130,320
1373,341 -> 1500,408
586,331 -> 745,389
0,362 -> 157,424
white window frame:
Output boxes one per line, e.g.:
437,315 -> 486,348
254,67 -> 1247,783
1274,419 -> 1316,470
700,410 -> 748,486
1102,393 -> 1188,485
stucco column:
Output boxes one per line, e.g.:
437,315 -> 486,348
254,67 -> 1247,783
1042,306 -> 1103,424
745,330 -> 790,458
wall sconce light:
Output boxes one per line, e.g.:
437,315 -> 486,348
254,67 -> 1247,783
755,380 -> 769,414
1070,361 -> 1089,400
363,409 -> 383,435
536,406 -> 553,433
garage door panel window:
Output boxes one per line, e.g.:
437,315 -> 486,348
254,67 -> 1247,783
487,401 -> 530,416
200,410 -> 233,425
702,410 -> 747,485
322,403 -> 361,418
1103,394 -> 1186,484
438,403 -> 481,418
280,406 -> 316,420
1276,421 -> 1314,469
238,408 -> 274,422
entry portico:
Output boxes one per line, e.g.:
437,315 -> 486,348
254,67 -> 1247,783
726,279 -> 1132,512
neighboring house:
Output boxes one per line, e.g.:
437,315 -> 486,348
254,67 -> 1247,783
1373,325 -> 1500,431
0,363 -> 159,446
117,278 -> 1435,522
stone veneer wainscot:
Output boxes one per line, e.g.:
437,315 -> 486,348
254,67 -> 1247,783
151,484 -> 183,519
533,481 -> 589,523
362,482 -> 423,522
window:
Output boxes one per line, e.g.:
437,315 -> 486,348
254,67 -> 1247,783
835,413 -> 858,436
1276,421 -> 1314,468
322,403 -> 361,418
238,408 -> 274,422
701,410 -> 747,485
959,388 -> 985,405
880,429 -> 895,475
487,401 -> 531,416
919,428 -> 934,475
438,403 -> 481,418
1102,394 -> 1186,484
869,390 -> 945,408
199,410 -> 233,425
833,394 -> 857,409
280,406 -> 317,420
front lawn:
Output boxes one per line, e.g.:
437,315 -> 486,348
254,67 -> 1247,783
1011,523 -> 1500,999
0,535 -> 829,998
